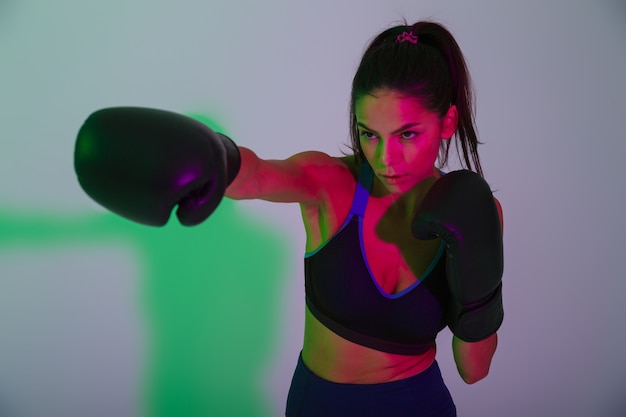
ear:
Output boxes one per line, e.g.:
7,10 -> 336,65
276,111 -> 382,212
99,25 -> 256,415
441,105 -> 458,140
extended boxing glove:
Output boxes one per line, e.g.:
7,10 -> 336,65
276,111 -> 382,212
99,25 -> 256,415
74,107 -> 240,226
412,170 -> 503,342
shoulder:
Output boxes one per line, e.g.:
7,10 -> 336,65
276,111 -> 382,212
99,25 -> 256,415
291,150 -> 350,170
281,151 -> 357,205
298,151 -> 358,178
286,151 -> 356,184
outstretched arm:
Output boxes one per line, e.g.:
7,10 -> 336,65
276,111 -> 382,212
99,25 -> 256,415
226,146 -> 345,205
74,107 -> 343,226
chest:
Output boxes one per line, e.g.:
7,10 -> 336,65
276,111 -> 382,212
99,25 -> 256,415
361,204 -> 442,295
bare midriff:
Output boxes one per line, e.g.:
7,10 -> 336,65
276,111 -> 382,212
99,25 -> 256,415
301,306 -> 436,384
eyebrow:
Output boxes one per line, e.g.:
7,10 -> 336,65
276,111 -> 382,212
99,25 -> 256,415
357,122 -> 422,135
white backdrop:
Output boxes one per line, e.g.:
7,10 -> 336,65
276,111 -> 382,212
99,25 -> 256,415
1,0 -> 625,416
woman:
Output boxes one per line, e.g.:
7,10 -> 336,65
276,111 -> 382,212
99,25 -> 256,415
225,21 -> 503,417
74,20 -> 503,417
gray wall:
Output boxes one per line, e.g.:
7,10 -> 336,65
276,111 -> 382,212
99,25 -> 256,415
1,0 -> 625,416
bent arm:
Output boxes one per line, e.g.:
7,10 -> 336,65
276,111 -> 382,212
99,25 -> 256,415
452,196 -> 503,384
452,333 -> 498,384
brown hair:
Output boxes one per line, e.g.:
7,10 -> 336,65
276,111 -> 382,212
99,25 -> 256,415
349,21 -> 483,176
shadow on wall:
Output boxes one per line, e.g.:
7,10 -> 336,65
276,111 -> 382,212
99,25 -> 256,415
610,0 -> 626,15
0,198 -> 289,417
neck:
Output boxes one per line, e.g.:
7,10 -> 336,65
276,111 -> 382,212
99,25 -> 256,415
371,174 -> 439,221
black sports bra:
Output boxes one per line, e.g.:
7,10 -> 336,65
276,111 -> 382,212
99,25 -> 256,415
304,163 -> 450,355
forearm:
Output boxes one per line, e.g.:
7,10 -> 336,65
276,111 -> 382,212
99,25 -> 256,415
225,146 -> 262,200
452,332 -> 498,384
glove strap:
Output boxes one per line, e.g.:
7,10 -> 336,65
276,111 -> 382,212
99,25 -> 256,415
449,283 -> 503,342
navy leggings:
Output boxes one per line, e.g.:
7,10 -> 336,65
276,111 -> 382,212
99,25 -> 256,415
286,354 -> 457,417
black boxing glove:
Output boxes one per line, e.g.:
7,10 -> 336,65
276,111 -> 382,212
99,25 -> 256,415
412,170 -> 503,342
74,107 -> 240,226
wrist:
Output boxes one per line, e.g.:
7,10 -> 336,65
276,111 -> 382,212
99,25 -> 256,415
218,133 -> 241,186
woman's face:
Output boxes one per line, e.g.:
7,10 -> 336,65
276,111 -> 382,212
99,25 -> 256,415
355,89 -> 457,195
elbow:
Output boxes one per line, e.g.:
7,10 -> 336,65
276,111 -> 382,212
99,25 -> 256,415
459,367 -> 489,384
461,371 -> 489,385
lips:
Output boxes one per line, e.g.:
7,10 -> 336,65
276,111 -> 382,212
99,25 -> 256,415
380,173 -> 406,184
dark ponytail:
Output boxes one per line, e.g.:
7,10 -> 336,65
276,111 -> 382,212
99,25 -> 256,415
349,21 -> 483,176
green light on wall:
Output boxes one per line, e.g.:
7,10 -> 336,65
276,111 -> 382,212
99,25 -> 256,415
1,189 -> 290,416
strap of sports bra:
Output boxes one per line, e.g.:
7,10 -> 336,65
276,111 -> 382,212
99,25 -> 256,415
349,162 -> 374,217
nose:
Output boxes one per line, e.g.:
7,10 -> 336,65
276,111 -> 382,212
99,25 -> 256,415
379,137 -> 401,167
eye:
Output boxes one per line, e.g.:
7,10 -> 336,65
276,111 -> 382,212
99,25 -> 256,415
400,131 -> 418,140
359,131 -> 378,141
